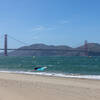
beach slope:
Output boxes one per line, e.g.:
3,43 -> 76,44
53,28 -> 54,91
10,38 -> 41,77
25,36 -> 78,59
0,72 -> 100,100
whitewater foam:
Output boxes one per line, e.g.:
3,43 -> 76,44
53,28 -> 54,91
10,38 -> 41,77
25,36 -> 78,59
0,70 -> 100,80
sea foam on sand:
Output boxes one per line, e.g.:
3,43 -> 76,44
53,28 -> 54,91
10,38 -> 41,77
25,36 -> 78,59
0,70 -> 100,80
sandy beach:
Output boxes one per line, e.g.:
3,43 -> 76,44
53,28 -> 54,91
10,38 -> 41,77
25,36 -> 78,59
0,73 -> 100,100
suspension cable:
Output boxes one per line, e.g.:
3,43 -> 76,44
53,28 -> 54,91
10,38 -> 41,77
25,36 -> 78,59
8,35 -> 28,45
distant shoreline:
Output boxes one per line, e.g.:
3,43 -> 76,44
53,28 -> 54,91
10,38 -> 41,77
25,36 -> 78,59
1,43 -> 100,56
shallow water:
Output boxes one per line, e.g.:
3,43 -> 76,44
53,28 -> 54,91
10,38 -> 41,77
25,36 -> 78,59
0,56 -> 100,75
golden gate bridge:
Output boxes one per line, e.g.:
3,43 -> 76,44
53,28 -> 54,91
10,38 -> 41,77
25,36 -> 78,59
1,34 -> 89,56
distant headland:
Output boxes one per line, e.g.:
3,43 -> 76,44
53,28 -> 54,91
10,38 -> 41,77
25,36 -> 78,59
0,43 -> 99,56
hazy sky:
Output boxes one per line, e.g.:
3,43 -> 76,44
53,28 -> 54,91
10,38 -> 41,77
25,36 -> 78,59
0,0 -> 100,48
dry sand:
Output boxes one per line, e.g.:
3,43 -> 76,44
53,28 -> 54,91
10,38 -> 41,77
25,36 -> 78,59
0,72 -> 100,100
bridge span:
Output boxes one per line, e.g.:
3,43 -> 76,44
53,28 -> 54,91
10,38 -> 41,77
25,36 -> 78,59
1,34 -> 89,56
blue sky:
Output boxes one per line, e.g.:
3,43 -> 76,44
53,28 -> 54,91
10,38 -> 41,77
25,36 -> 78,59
0,0 -> 100,48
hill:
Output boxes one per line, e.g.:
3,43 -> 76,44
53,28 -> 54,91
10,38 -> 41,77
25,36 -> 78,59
1,43 -> 100,56
8,44 -> 73,56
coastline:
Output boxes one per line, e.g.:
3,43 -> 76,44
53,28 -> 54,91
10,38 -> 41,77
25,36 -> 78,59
0,72 -> 100,100
1,70 -> 100,80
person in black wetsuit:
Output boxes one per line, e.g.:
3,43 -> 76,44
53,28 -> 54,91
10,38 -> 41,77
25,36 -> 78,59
34,67 -> 41,70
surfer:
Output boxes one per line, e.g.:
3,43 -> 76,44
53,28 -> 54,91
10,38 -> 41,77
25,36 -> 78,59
33,66 -> 47,71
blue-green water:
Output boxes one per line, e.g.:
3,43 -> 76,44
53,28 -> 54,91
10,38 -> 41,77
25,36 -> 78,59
0,56 -> 100,76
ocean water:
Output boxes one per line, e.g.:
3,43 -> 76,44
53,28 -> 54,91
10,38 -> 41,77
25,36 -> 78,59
0,56 -> 100,79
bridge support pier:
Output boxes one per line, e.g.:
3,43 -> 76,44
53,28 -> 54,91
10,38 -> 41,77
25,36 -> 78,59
4,34 -> 7,56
